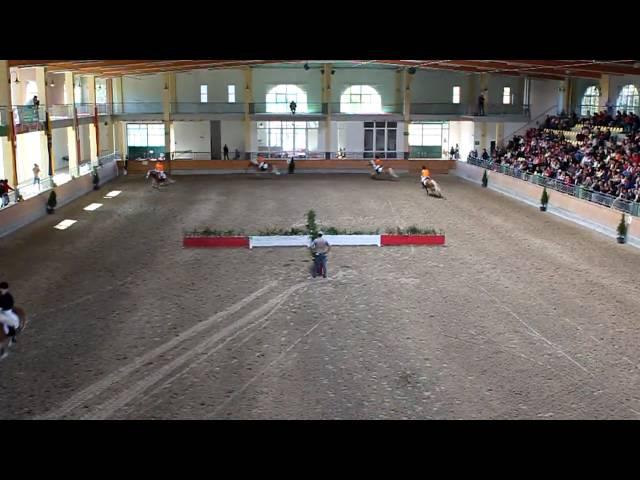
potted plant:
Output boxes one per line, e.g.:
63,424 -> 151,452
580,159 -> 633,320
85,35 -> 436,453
617,213 -> 627,244
481,169 -> 488,188
46,190 -> 57,214
540,187 -> 550,211
92,167 -> 100,190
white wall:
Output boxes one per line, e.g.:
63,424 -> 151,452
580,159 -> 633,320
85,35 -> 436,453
449,121 -> 475,160
176,69 -> 244,104
173,121 -> 210,153
530,78 -> 561,119
77,124 -> 91,161
16,131 -> 45,183
220,120 -> 244,154
412,70 -> 469,104
337,121 -> 364,152
122,74 -> 164,103
52,127 -> 69,171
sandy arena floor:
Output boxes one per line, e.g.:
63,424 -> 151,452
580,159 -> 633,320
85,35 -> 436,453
1,172 -> 640,419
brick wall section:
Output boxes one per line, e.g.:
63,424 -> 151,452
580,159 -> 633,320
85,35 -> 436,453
122,159 -> 456,174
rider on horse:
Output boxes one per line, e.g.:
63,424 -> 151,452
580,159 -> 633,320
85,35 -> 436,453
373,156 -> 384,175
420,165 -> 432,188
0,282 -> 19,345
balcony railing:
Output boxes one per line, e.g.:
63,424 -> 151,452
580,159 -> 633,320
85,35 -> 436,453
251,102 -> 325,115
171,103 -> 244,114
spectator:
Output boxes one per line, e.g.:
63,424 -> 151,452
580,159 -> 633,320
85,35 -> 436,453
33,163 -> 40,188
290,100 -> 297,115
491,111 -> 640,204
478,92 -> 485,116
481,148 -> 489,161
223,144 -> 229,160
1,179 -> 14,207
234,148 -> 241,160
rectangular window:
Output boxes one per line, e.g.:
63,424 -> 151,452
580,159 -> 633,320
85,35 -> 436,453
502,87 -> 511,105
452,86 -> 461,104
228,85 -> 236,103
126,124 -> 165,147
200,85 -> 208,103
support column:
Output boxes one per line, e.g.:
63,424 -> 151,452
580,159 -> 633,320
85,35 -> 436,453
523,76 -> 531,114
466,74 -> 478,116
34,66 -> 53,177
87,75 -> 98,164
561,77 -> 572,115
479,73 -> 489,115
402,68 -> 413,159
599,74 -> 610,113
243,66 -> 253,160
496,123 -> 504,148
104,78 -> 115,154
113,77 -> 124,114
480,122 -> 488,152
65,72 -> 79,177
162,72 -> 176,171
0,60 -> 17,185
322,63 -> 332,158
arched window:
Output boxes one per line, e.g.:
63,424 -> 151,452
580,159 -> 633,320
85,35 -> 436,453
266,85 -> 308,113
340,85 -> 383,114
616,84 -> 639,114
580,85 -> 600,116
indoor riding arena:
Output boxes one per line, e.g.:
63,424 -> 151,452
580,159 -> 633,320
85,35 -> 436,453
1,59 -> 640,420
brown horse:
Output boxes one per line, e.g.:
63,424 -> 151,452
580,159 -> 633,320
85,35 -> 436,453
0,307 -> 26,359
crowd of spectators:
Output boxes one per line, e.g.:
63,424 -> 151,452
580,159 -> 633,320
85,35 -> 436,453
470,110 -> 640,203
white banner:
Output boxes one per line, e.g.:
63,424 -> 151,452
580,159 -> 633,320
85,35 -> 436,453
249,236 -> 310,248
323,235 -> 381,246
249,235 -> 381,248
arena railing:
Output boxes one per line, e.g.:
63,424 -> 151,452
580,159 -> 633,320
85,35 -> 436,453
1,151 -> 122,209
466,156 -> 640,217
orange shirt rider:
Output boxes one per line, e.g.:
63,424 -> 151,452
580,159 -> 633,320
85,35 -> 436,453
420,166 -> 431,184
374,157 -> 384,174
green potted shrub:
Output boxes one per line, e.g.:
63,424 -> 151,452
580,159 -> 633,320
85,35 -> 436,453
617,213 -> 627,244
46,190 -> 57,214
540,187 -> 550,211
92,166 -> 100,190
481,169 -> 488,188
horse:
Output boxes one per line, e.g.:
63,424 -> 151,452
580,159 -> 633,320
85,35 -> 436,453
422,177 -> 444,198
248,158 -> 281,175
0,307 -> 27,360
369,159 -> 398,180
146,170 -> 175,189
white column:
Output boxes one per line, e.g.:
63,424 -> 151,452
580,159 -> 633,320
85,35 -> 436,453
87,75 -> 98,163
243,67 -> 253,160
34,67 -> 53,176
0,60 -> 17,185
162,72 -> 175,170
65,72 -> 79,176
